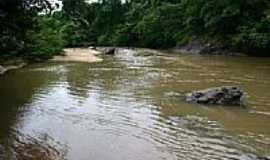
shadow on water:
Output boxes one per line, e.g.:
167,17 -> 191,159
0,48 -> 270,159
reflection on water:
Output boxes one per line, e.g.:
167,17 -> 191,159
0,48 -> 270,159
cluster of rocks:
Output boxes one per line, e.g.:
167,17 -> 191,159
185,86 -> 244,106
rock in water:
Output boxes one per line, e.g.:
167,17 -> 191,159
104,47 -> 115,55
186,86 -> 244,106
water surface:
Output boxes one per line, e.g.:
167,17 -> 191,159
0,49 -> 270,160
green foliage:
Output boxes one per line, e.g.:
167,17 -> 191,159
110,24 -> 137,46
232,20 -> 270,55
1,0 -> 270,58
180,0 -> 270,54
61,20 -> 89,47
133,3 -> 183,48
25,16 -> 66,59
0,0 -> 31,58
59,0 -> 268,54
0,0 -> 53,58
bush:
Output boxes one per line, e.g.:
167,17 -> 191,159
25,16 -> 66,59
232,23 -> 270,55
2,0 -> 269,58
61,21 -> 89,47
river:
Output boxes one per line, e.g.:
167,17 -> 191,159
0,48 -> 270,160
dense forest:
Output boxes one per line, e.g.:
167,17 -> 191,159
1,0 -> 270,59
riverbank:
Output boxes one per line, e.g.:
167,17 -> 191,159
173,39 -> 246,56
0,48 -> 103,76
52,48 -> 103,63
0,45 -> 263,76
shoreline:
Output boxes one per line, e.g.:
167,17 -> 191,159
0,48 -> 103,76
51,48 -> 103,63
0,46 -> 263,76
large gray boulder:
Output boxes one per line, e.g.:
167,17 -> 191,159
186,86 -> 244,106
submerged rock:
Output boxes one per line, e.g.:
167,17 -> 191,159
186,86 -> 244,106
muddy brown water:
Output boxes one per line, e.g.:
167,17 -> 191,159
0,49 -> 270,160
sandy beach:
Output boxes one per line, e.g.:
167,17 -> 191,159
52,48 -> 103,63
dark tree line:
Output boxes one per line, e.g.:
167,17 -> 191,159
1,0 -> 270,59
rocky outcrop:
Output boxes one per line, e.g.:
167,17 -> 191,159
104,47 -> 116,55
94,47 -> 117,55
174,38 -> 244,56
186,86 -> 244,106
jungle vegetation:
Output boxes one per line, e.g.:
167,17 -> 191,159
1,0 -> 269,59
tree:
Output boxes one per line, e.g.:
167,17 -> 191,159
0,0 -> 52,58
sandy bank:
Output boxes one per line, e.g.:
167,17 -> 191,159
52,48 -> 103,63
